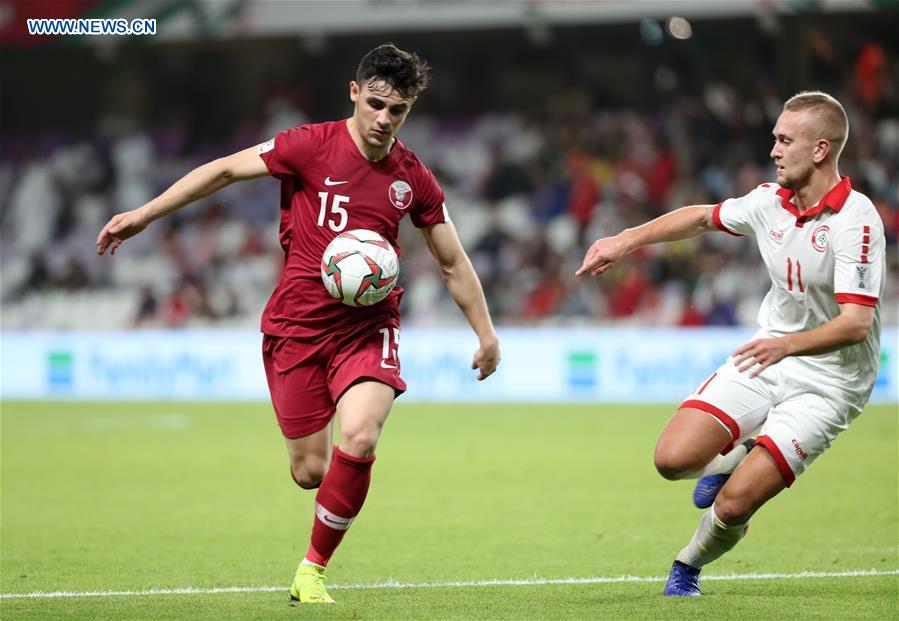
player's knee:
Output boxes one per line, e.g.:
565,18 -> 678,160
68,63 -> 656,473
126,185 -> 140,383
654,461 -> 688,480
653,446 -> 693,480
290,461 -> 325,490
713,490 -> 754,525
340,427 -> 380,457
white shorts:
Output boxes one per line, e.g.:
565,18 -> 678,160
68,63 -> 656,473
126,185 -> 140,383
680,356 -> 871,486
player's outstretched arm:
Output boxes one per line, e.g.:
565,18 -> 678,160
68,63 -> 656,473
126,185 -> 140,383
420,221 -> 500,381
576,205 -> 716,277
96,146 -> 269,255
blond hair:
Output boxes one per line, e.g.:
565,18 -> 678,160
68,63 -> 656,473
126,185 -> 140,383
783,91 -> 849,159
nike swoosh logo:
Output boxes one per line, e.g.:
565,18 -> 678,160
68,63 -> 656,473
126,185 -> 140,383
380,360 -> 398,369
324,176 -> 348,186
322,514 -> 349,526
315,502 -> 354,530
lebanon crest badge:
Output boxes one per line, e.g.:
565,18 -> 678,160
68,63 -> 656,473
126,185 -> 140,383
389,180 -> 413,210
811,225 -> 830,252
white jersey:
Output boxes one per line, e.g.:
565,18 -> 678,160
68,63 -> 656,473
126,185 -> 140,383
713,176 -> 884,391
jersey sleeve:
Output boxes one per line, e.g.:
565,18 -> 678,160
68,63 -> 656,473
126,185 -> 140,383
713,184 -> 773,237
257,125 -> 321,180
832,215 -> 884,307
410,166 -> 449,228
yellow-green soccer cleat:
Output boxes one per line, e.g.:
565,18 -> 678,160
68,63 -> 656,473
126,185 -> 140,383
289,563 -> 336,604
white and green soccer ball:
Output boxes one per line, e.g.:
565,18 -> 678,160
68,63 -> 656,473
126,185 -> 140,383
320,229 -> 399,307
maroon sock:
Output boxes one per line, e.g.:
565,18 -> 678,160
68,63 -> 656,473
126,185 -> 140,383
305,446 -> 375,566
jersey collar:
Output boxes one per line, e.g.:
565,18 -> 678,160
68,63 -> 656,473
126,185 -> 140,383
775,176 -> 852,227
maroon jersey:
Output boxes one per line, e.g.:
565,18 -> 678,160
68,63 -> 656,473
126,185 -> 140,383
258,120 -> 447,337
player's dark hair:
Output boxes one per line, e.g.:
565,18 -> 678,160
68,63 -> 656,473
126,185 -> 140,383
356,43 -> 431,98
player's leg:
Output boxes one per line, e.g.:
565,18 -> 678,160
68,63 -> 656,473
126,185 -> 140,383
262,335 -> 345,603
654,408 -> 738,480
660,361 -> 779,597
304,381 -> 394,566
656,362 -> 774,513
664,444 -> 787,596
291,381 -> 394,604
266,368 -> 335,490
336,380 -> 395,457
286,428 -> 339,604
678,448 -> 786,566
665,378 -> 857,597
655,408 -> 758,509
285,425 -> 332,489
293,318 -> 406,604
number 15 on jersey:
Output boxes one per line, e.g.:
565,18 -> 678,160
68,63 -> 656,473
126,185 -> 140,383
318,192 -> 349,232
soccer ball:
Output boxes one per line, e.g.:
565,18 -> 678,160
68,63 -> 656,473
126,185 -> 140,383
320,229 -> 399,307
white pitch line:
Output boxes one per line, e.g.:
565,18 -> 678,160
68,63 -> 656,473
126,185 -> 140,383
1,569 -> 896,600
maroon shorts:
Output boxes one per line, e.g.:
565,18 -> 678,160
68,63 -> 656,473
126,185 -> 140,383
262,314 -> 405,439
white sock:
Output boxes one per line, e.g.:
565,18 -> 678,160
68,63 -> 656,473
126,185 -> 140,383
301,558 -> 324,568
686,442 -> 749,479
675,507 -> 748,569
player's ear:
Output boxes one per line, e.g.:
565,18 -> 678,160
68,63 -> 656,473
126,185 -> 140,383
813,138 -> 830,164
349,81 -> 360,103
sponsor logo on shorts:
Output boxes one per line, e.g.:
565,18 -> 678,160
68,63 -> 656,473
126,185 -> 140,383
380,360 -> 398,370
791,438 -> 808,460
811,225 -> 830,252
388,180 -> 413,210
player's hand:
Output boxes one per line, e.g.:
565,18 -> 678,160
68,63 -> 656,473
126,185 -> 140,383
575,234 -> 629,277
472,337 -> 500,381
732,337 -> 792,378
96,208 -> 151,255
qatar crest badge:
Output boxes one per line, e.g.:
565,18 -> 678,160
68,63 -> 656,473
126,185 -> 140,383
811,225 -> 830,252
389,180 -> 413,210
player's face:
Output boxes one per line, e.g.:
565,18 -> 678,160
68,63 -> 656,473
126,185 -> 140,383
350,79 -> 416,151
770,110 -> 816,190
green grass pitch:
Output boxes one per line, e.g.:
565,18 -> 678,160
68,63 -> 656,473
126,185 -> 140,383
1,401 -> 896,620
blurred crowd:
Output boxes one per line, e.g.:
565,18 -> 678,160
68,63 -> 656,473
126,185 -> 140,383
1,67 -> 897,330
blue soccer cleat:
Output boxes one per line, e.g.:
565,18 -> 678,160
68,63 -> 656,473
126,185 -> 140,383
693,473 -> 730,509
663,560 -> 701,597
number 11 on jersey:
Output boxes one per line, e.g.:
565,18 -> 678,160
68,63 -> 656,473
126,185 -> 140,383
787,257 -> 805,293
317,192 -> 349,232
